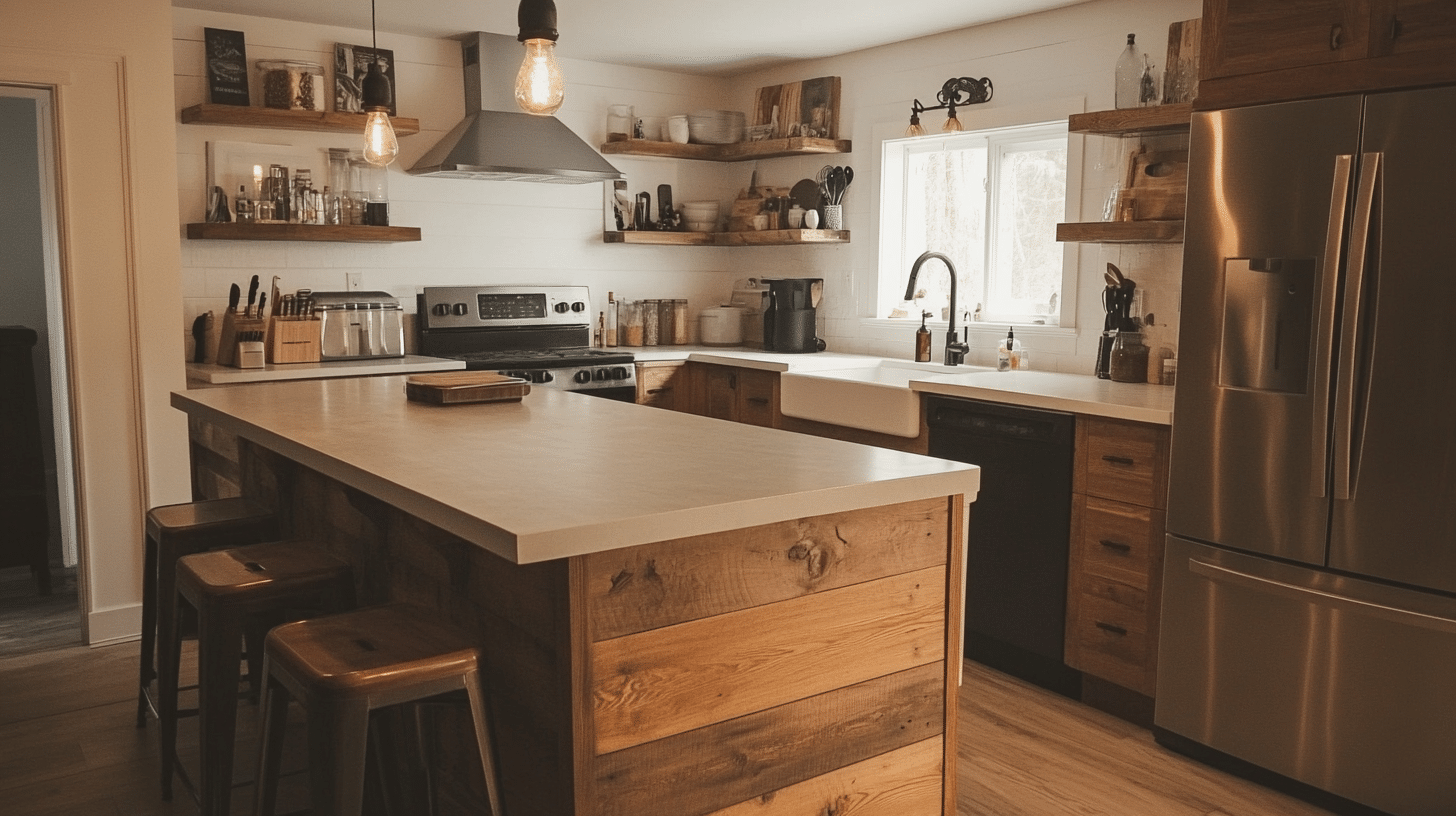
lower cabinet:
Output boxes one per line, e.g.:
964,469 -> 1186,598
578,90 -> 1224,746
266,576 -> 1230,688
634,361 -> 687,411
1064,417 -> 1170,700
674,361 -> 781,428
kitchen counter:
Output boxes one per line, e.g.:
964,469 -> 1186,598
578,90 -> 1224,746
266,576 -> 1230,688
185,354 -> 463,385
632,346 -> 1174,424
171,376 -> 978,562
170,375 -> 975,816
912,370 -> 1174,425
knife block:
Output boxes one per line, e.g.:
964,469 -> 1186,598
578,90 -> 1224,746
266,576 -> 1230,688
266,318 -> 321,364
217,312 -> 266,368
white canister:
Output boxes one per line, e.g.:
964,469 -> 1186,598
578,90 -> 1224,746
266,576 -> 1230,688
699,306 -> 745,346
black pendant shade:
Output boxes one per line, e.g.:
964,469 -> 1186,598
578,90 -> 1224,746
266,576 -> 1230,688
517,0 -> 559,42
362,60 -> 393,112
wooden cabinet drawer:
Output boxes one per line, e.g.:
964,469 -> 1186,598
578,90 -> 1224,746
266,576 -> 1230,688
1077,418 -> 1169,509
737,367 -> 779,428
635,361 -> 684,410
1070,578 -> 1152,694
1076,495 -> 1164,588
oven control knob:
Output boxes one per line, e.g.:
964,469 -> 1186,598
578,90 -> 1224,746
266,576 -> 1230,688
539,371 -> 555,384
553,302 -> 570,314
453,303 -> 469,316
594,368 -> 610,382
611,367 -> 629,380
571,301 -> 586,312
432,303 -> 451,317
573,370 -> 592,384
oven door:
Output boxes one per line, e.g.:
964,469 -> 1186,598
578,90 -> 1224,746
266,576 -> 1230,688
575,385 -> 637,403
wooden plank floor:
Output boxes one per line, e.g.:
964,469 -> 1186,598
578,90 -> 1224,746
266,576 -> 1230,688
0,639 -> 1337,816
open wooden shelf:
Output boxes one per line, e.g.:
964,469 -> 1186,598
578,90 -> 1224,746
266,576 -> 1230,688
604,229 -> 849,246
1056,221 -> 1183,243
186,223 -> 422,243
600,136 -> 851,162
180,103 -> 421,136
1068,103 -> 1192,137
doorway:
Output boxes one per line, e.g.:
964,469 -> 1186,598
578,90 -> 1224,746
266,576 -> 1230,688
0,85 -> 84,655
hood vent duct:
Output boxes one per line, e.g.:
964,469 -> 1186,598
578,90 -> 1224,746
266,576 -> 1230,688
408,32 -> 622,184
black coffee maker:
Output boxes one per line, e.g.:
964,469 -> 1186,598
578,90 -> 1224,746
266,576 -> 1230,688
762,278 -> 825,353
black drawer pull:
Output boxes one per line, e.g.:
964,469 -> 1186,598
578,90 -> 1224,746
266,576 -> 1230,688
647,387 -> 672,394
747,397 -> 770,405
1101,455 -> 1136,466
1095,621 -> 1128,636
1099,539 -> 1132,553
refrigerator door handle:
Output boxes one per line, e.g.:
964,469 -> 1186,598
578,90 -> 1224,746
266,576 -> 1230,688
1311,154 -> 1355,498
1188,558 -> 1456,635
1333,152 -> 1381,501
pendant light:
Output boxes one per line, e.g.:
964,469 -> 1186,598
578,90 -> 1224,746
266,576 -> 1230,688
361,0 -> 399,166
515,0 -> 564,115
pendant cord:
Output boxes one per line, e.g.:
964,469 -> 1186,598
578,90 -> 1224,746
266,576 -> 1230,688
370,0 -> 378,54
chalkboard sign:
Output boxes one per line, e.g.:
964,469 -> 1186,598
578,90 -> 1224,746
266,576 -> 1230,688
204,28 -> 250,106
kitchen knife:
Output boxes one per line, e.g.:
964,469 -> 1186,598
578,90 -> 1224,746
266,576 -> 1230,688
228,283 -> 241,313
256,292 -> 267,320
246,275 -> 259,317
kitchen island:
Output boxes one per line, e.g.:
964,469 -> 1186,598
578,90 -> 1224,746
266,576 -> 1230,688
171,375 -> 979,816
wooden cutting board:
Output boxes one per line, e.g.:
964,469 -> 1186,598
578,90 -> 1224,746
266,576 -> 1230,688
752,76 -> 841,139
405,372 -> 530,405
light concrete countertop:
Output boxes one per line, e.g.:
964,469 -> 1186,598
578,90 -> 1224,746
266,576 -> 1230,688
171,376 -> 979,564
630,346 -> 1175,424
186,354 -> 464,385
911,370 -> 1175,425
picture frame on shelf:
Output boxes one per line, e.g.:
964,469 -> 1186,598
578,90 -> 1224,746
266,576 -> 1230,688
204,28 -> 250,106
334,43 -> 397,116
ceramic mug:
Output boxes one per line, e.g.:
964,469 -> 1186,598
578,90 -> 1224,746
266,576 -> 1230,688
804,209 -> 820,229
667,115 -> 690,144
751,214 -> 769,231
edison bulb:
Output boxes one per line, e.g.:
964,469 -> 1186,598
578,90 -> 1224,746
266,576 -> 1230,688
515,38 -> 564,115
362,110 -> 399,166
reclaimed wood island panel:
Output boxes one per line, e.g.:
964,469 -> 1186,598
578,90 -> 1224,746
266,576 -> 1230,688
172,376 -> 978,816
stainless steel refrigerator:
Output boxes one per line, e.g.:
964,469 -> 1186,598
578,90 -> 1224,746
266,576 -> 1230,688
1157,86 -> 1456,816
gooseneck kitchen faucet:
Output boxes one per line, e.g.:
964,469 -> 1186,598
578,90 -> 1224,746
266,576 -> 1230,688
904,251 -> 969,366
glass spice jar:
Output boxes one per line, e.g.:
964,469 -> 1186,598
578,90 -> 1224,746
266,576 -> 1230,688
257,60 -> 324,110
672,299 -> 689,344
642,299 -> 660,346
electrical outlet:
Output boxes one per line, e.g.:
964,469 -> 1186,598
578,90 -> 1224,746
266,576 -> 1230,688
346,272 -> 362,291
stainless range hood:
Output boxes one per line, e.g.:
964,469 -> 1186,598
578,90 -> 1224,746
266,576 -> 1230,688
408,32 -> 622,184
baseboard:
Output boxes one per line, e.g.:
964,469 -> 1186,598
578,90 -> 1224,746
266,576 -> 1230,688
86,602 -> 140,646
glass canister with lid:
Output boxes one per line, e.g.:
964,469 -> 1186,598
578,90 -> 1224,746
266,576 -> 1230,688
257,60 -> 325,110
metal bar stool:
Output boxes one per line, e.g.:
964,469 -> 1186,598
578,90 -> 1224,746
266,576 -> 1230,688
139,498 -> 278,727
161,541 -> 355,816
251,603 -> 503,816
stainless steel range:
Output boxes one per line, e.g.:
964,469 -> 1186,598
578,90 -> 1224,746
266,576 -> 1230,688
417,285 -> 636,401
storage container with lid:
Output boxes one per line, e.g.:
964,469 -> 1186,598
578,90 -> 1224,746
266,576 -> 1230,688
257,60 -> 325,111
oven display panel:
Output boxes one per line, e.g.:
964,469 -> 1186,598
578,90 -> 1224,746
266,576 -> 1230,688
477,293 -> 548,321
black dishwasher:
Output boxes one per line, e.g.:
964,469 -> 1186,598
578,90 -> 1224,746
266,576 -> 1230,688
926,395 -> 1080,697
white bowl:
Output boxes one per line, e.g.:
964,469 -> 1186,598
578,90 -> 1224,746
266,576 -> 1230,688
686,221 -> 717,233
687,110 -> 745,145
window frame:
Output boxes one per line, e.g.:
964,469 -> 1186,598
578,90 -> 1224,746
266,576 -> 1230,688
867,98 -> 1086,337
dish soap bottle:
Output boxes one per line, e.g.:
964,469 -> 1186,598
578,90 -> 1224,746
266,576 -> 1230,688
915,312 -> 932,363
1115,33 -> 1141,109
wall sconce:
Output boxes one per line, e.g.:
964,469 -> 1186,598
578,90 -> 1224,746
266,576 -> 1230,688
361,0 -> 398,166
516,0 -> 565,115
906,77 -> 994,137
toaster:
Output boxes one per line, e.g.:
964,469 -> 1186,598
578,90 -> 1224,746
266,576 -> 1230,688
311,291 -> 405,361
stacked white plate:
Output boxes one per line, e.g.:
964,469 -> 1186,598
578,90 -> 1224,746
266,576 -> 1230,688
681,200 -> 720,232
687,110 -> 746,145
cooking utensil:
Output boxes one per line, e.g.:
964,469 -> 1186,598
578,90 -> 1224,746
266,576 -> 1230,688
246,275 -> 259,317
228,283 -> 241,313
256,292 -> 267,319
191,313 -> 209,363
790,178 -> 822,212
839,167 -> 854,202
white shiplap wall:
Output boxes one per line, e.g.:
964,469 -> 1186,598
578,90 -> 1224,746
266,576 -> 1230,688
175,0 -> 1200,373
173,8 -> 761,352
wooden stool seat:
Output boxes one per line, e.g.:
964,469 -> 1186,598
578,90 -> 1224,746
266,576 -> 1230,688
161,541 -> 354,816
138,498 -> 278,728
253,603 -> 502,816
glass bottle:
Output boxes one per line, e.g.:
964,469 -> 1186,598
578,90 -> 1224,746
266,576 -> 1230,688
657,299 -> 674,347
605,292 -> 618,347
622,301 -> 643,347
1115,33 -> 1141,110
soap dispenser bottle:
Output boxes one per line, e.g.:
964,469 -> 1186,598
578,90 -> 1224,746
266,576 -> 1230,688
998,327 -> 1024,371
915,312 -> 932,363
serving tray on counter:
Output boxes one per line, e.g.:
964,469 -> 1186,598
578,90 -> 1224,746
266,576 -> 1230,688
405,372 -> 530,405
